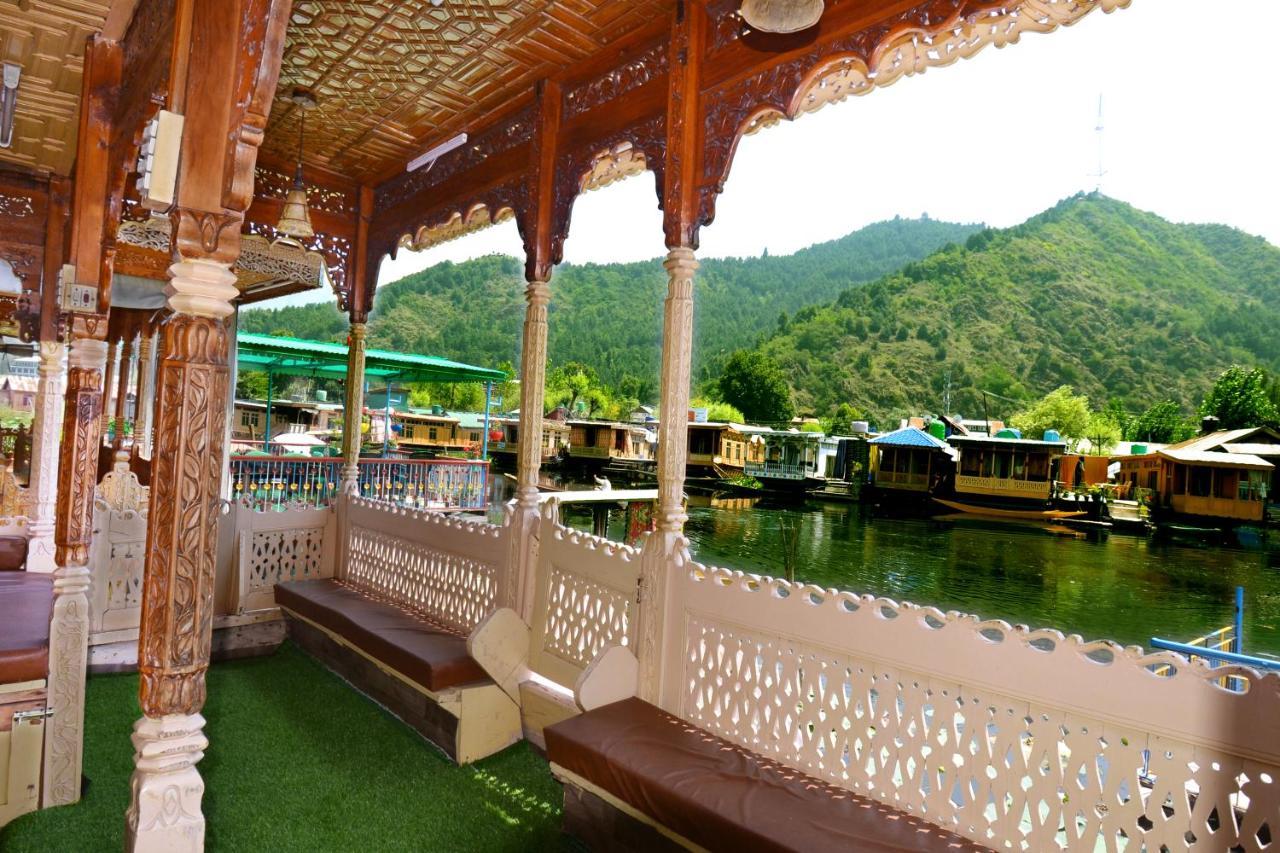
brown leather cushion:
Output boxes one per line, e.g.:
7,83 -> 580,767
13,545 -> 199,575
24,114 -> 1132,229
0,572 -> 54,684
275,579 -> 487,692
546,697 -> 985,853
0,536 -> 28,571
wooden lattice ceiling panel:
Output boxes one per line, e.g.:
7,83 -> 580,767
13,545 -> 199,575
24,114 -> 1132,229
0,0 -> 111,174
265,0 -> 675,184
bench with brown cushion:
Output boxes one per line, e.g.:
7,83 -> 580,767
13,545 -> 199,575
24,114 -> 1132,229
275,578 -> 519,763
0,573 -> 53,684
546,697 -> 986,853
1,572 -> 53,827
0,536 -> 29,572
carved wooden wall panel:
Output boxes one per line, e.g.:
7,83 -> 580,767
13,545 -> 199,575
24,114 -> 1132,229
265,0 -> 675,184
0,170 -> 49,339
0,0 -> 111,174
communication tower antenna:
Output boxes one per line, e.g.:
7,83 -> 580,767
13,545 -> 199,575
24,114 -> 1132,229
1089,94 -> 1107,193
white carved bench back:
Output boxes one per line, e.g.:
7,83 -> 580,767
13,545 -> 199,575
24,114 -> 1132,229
231,502 -> 337,613
527,500 -> 643,691
87,460 -> 151,638
653,547 -> 1280,852
338,496 -> 511,636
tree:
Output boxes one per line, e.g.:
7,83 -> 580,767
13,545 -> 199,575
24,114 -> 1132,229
1200,366 -> 1280,429
823,403 -> 865,435
691,398 -> 745,423
1102,398 -> 1132,442
545,362 -> 612,418
1128,400 -> 1196,444
1009,385 -> 1090,442
1084,413 -> 1121,455
717,349 -> 794,424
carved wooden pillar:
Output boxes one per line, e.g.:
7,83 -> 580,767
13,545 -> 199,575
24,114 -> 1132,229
515,280 -> 551,510
46,326 -> 110,806
126,252 -> 236,852
25,340 -> 66,572
135,329 -> 157,458
655,249 -> 697,531
340,322 -> 367,491
102,337 -> 121,433
114,333 -> 135,450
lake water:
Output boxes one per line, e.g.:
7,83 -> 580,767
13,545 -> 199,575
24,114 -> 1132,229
559,494 -> 1280,657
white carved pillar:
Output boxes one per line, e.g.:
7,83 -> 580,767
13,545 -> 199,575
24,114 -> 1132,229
340,322 -> 367,492
125,256 -> 237,853
44,334 -> 109,805
101,337 -> 120,433
511,277 -> 550,619
114,334 -> 135,450
25,340 -> 66,572
135,330 -> 156,459
637,246 -> 697,703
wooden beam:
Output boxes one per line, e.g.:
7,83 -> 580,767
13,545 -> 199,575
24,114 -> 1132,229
662,0 -> 707,250
523,79 -> 562,283
68,35 -> 121,306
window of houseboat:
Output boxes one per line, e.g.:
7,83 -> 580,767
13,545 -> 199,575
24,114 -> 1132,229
1026,452 -> 1050,481
1216,469 -> 1239,500
961,449 -> 982,477
1239,471 -> 1265,501
1189,466 -> 1212,497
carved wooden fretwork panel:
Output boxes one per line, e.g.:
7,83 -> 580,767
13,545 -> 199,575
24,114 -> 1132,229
88,500 -> 148,636
232,504 -> 336,613
343,498 -> 511,635
267,0 -> 675,183
0,194 -> 36,218
542,564 -> 632,671
698,0 -> 1130,230
667,557 -> 1280,852
0,0 -> 112,174
253,165 -> 356,217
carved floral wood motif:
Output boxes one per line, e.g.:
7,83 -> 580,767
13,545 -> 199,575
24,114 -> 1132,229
138,316 -> 230,717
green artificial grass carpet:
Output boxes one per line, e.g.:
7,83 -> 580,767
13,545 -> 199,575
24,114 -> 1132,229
0,643 -> 566,852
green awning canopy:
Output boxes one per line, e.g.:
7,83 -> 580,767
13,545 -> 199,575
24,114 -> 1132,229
236,332 -> 506,384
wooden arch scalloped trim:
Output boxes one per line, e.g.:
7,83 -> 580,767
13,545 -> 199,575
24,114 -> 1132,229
400,202 -> 519,253
700,0 -> 1131,231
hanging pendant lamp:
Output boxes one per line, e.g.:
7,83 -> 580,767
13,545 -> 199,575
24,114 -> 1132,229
739,0 -> 823,34
276,87 -> 316,241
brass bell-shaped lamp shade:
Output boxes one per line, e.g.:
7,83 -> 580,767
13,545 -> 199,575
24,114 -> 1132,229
276,182 -> 314,240
739,0 -> 823,34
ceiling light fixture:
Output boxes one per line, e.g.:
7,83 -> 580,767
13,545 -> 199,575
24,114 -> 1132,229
738,0 -> 824,34
0,63 -> 21,149
275,87 -> 317,241
406,132 -> 468,173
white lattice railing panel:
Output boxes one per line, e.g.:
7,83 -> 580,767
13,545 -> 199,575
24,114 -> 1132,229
529,501 -> 641,690
233,504 -> 337,613
88,500 -> 148,637
341,497 -> 510,635
660,554 -> 1280,852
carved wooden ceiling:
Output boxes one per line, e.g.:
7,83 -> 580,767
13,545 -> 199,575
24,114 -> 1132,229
0,0 -> 112,175
263,0 -> 676,185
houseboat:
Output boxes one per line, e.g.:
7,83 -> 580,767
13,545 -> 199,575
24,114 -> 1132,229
868,427 -> 952,507
938,433 -> 1076,519
566,419 -> 654,470
1116,427 -> 1278,528
744,429 -> 824,495
396,406 -> 486,457
232,394 -> 343,445
488,416 -> 570,468
685,421 -> 768,477
811,434 -> 871,501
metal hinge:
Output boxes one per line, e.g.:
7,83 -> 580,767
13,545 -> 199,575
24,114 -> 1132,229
13,707 -> 53,723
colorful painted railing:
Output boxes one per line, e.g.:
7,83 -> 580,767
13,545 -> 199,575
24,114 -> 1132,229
228,456 -> 490,511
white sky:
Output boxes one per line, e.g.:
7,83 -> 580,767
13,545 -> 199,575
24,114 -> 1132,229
276,0 -> 1280,307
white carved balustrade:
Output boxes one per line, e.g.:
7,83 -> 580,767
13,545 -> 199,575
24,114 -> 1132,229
87,454 -> 150,641
526,500 -> 643,690
231,502 -> 337,614
340,496 -> 514,635
650,546 -> 1280,853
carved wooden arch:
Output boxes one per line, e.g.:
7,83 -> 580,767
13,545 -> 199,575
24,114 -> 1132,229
402,201 -> 520,254
549,115 -> 667,269
699,0 -> 1131,231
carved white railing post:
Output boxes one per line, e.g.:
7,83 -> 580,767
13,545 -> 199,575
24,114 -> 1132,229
135,330 -> 156,458
637,247 -> 697,702
26,340 -> 66,572
340,322 -> 367,492
113,333 -> 135,450
126,254 -> 237,853
511,277 -> 550,619
45,333 -> 109,806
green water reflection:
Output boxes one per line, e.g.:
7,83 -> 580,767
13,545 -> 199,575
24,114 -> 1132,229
566,497 -> 1280,655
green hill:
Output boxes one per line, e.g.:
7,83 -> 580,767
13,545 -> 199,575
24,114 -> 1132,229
239,216 -> 981,392
757,194 -> 1280,423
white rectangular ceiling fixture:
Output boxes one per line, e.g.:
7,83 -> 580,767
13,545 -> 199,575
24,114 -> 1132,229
406,132 -> 468,173
1,63 -> 21,149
